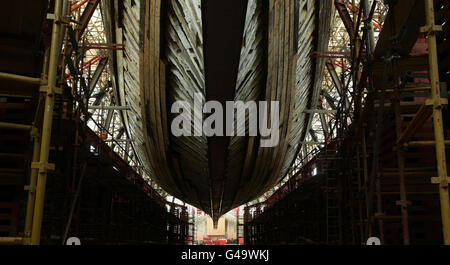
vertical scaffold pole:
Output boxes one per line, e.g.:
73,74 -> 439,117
388,1 -> 410,245
30,0 -> 66,245
24,130 -> 41,238
423,0 -> 450,245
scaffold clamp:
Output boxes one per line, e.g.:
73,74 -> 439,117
420,25 -> 443,35
431,176 -> 449,187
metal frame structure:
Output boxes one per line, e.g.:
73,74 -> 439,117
0,0 -> 66,245
245,0 -> 450,245
247,0 -> 387,205
0,0 -> 447,246
0,0 -> 191,245
423,0 -> 450,244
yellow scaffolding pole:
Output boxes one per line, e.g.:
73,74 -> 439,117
423,0 -> 450,245
0,50 -> 50,246
0,122 -> 34,131
0,72 -> 41,85
0,237 -> 25,245
24,130 -> 41,238
30,0 -> 65,245
24,48 -> 49,240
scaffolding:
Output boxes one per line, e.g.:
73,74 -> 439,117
0,0 -> 66,245
0,0 -> 189,245
245,0 -> 449,245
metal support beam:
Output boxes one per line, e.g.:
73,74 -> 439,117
386,0 -> 411,245
103,109 -> 114,132
299,141 -> 323,145
24,133 -> 41,238
83,43 -> 125,50
0,122 -> 34,131
104,139 -> 134,143
304,109 -> 338,114
88,106 -> 130,110
335,0 -> 355,39
0,72 -> 41,85
326,62 -> 351,109
78,0 -> 101,36
405,140 -> 450,148
309,129 -> 319,143
423,0 -> 450,245
88,57 -> 108,96
0,237 -> 25,245
31,0 -> 66,245
92,88 -> 108,106
324,91 -> 338,110
111,127 -> 125,149
319,113 -> 329,140
62,163 -> 87,244
362,0 -> 376,53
